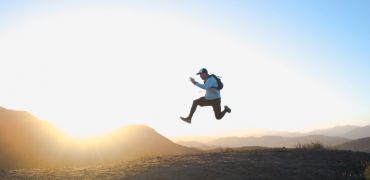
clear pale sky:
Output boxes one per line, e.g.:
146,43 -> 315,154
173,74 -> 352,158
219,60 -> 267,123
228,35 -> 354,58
0,0 -> 369,138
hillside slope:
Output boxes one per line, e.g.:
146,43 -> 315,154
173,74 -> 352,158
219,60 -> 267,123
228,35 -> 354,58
337,137 -> 370,153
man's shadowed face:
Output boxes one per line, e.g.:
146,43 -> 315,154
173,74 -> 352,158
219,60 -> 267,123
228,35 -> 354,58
200,73 -> 208,81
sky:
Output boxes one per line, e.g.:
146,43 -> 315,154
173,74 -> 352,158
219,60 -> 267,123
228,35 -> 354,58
0,0 -> 369,138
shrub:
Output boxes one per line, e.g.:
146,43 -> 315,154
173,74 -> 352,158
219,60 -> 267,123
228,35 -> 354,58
364,163 -> 370,179
295,142 -> 325,150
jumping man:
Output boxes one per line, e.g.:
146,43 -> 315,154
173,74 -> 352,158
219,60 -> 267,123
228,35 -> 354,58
180,68 -> 231,123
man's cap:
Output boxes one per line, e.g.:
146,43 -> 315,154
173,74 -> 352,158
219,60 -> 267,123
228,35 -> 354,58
196,68 -> 208,75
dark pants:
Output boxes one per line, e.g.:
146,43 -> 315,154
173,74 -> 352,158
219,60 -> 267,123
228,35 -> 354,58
188,97 -> 227,120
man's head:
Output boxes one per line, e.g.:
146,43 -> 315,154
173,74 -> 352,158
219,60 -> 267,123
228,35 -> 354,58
196,68 -> 208,80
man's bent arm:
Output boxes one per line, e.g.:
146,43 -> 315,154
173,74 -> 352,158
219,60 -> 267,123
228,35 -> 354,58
194,78 -> 216,90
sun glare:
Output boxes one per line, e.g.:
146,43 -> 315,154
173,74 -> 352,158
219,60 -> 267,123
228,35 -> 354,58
1,8 -> 228,138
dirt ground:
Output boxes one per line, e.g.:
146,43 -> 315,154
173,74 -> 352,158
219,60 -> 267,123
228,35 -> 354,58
1,148 -> 370,180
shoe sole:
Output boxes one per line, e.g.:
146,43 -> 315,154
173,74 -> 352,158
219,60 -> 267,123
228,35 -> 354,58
180,118 -> 191,124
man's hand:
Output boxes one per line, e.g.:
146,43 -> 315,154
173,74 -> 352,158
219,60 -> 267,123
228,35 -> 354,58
190,77 -> 196,84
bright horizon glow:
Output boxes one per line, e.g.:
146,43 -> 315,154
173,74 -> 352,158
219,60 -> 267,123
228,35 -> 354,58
0,2 -> 369,138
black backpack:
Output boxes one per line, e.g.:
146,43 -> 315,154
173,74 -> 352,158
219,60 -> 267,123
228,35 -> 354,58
208,74 -> 223,90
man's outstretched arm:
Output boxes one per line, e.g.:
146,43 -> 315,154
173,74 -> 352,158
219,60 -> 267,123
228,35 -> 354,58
190,77 -> 216,90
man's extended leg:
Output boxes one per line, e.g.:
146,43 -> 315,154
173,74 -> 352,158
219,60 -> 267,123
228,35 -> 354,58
181,97 -> 207,123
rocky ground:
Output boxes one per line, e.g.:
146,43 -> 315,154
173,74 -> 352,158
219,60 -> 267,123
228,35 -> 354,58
1,148 -> 370,180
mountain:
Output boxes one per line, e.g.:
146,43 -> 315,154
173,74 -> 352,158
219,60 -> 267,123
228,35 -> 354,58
96,125 -> 199,158
0,107 -> 66,168
307,125 -> 360,137
343,125 -> 370,139
336,137 -> 370,153
0,107 -> 199,169
208,135 -> 349,148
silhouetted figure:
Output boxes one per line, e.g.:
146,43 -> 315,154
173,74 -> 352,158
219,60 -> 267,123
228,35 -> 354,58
181,68 -> 231,123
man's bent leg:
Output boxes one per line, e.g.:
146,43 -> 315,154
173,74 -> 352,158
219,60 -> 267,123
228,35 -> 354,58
212,99 -> 227,120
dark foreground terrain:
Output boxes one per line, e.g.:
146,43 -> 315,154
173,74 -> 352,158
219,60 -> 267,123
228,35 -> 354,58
1,148 -> 370,180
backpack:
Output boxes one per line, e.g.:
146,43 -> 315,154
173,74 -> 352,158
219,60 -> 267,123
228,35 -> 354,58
208,74 -> 223,90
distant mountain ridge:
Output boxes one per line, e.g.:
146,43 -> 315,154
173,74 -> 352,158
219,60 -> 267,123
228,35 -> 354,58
305,125 -> 370,139
344,125 -> 370,139
207,135 -> 349,148
177,124 -> 370,149
307,125 -> 360,137
259,125 -> 369,139
176,141 -> 217,150
0,107 -> 199,169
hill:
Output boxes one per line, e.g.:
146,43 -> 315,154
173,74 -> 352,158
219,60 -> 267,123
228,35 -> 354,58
337,137 -> 370,153
0,107 -> 199,169
2,149 -> 369,179
0,107 -> 66,168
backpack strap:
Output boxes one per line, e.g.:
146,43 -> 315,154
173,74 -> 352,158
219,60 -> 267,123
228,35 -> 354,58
208,74 -> 219,89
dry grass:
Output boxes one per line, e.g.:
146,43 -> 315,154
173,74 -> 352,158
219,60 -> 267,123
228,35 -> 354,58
364,163 -> 370,179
